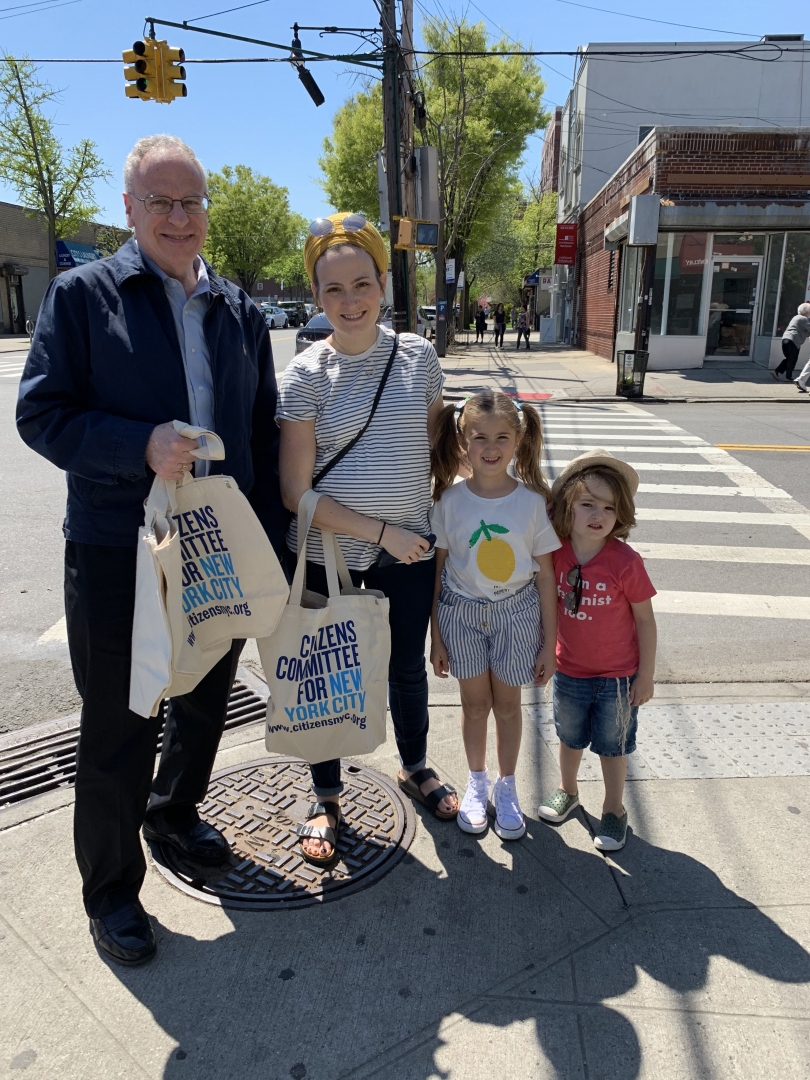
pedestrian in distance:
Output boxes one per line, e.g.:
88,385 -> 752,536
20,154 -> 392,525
782,303 -> 810,390
474,307 -> 487,344
278,212 -> 459,868
516,304 -> 531,350
429,391 -> 559,839
16,135 -> 288,967
493,302 -> 506,349
538,451 -> 657,852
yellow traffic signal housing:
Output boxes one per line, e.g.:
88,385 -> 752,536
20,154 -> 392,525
394,217 -> 413,250
123,39 -> 186,104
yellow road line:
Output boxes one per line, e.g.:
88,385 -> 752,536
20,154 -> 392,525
716,444 -> 810,452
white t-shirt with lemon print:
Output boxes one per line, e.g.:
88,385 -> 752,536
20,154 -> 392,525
430,480 -> 561,602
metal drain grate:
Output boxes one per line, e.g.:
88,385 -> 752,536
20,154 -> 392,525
0,673 -> 267,807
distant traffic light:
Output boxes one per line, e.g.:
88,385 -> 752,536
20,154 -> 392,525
123,38 -> 186,104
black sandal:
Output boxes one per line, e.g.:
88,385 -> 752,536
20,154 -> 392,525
398,768 -> 458,820
294,801 -> 342,867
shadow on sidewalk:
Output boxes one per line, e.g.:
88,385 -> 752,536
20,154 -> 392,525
107,808 -> 810,1080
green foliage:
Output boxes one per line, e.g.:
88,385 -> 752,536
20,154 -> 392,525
319,83 -> 384,224
93,224 -> 129,257
467,186 -> 556,306
0,56 -> 111,277
267,213 -> 310,297
204,164 -> 296,294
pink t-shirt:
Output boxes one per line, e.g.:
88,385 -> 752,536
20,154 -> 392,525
553,537 -> 656,679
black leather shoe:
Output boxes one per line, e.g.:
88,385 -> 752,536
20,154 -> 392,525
142,819 -> 230,865
90,903 -> 156,967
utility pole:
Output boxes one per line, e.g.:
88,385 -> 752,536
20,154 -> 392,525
381,0 -> 409,334
435,217 -> 447,358
399,0 -> 418,332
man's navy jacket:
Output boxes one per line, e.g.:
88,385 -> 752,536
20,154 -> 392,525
16,238 -> 289,554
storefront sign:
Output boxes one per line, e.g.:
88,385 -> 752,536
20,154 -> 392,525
677,233 -> 708,274
554,224 -> 577,266
540,275 -> 552,291
445,258 -> 456,284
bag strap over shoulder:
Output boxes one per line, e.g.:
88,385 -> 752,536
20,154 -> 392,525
290,489 -> 354,607
312,335 -> 398,488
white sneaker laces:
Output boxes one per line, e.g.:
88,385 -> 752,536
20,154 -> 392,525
494,776 -> 523,827
460,771 -> 489,825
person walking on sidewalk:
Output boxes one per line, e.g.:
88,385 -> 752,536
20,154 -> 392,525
278,212 -> 459,868
474,307 -> 487,344
16,135 -> 287,967
537,451 -> 657,852
516,305 -> 531,350
774,303 -> 810,381
429,392 -> 559,839
493,303 -> 506,349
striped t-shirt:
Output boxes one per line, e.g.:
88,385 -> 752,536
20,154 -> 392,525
276,327 -> 444,569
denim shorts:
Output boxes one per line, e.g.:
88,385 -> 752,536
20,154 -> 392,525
437,577 -> 542,686
553,670 -> 638,757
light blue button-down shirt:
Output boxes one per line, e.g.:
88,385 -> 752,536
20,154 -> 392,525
140,247 -> 214,474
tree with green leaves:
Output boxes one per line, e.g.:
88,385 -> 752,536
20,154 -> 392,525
0,56 -> 111,280
320,84 -> 384,224
204,164 -> 296,295
267,213 -> 310,299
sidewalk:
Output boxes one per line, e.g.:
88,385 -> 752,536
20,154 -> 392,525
0,335 -> 30,355
444,329 -> 805,403
2,662 -> 809,1078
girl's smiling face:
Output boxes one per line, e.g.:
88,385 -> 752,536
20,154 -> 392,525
569,476 -> 618,542
463,414 -> 518,478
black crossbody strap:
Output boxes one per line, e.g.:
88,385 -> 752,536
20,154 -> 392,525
312,335 -> 399,488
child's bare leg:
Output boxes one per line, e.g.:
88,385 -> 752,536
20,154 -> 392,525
559,744 -> 583,796
490,673 -> 522,777
600,755 -> 627,817
459,672 -> 494,772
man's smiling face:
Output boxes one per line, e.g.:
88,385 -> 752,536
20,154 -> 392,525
124,152 -> 208,279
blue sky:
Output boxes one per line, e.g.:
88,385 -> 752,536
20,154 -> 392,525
0,0 -> 798,227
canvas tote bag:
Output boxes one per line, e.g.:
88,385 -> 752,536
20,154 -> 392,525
258,489 -> 391,763
130,421 -> 289,718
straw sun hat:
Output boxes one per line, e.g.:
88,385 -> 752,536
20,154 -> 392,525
550,449 -> 640,500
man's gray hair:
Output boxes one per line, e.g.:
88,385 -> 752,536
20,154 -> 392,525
123,134 -> 206,191
799,302 -> 810,318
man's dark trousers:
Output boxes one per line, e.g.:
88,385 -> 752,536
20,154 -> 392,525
65,540 -> 242,918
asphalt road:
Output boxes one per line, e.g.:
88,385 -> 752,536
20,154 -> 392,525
4,344 -> 810,731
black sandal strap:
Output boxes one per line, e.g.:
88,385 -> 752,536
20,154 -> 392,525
306,801 -> 340,824
405,767 -> 438,788
294,822 -> 337,845
423,783 -> 456,812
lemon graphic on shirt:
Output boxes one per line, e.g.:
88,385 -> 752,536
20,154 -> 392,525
470,519 -> 515,582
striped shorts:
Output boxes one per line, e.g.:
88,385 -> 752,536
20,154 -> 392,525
437,577 -> 543,686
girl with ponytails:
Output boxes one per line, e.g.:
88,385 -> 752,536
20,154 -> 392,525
429,391 -> 559,838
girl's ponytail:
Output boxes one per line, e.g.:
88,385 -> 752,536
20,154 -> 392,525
515,403 -> 551,499
431,404 -> 462,500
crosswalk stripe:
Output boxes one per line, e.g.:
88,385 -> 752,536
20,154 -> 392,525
634,543 -> 810,564
637,508 -> 810,526
654,591 -> 810,619
542,460 -> 756,473
542,433 -> 705,442
549,445 -> 724,454
637,483 -> 790,498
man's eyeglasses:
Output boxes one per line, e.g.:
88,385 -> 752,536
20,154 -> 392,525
308,214 -> 367,237
564,565 -> 583,614
129,194 -> 210,215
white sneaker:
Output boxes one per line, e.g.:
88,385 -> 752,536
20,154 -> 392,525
458,769 -> 490,834
491,774 -> 526,840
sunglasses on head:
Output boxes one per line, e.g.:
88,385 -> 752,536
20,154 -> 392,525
564,565 -> 583,614
308,214 -> 367,237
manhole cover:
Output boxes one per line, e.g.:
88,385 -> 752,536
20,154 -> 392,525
148,757 -> 416,909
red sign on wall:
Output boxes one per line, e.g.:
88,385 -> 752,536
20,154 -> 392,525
554,223 -> 578,266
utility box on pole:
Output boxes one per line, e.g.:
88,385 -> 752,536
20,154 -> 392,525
628,194 -> 660,246
376,150 -> 390,234
415,146 -> 439,225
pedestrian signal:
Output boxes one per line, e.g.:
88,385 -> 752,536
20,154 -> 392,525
123,39 -> 186,104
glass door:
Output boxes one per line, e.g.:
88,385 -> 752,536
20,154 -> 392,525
705,259 -> 762,357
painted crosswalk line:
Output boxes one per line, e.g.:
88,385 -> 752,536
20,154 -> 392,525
550,445 -> 720,454
542,460 -> 762,474
537,432 -> 706,443
634,543 -> 810,564
637,483 -> 791,498
654,591 -> 810,619
37,616 -> 67,644
636,508 -> 810,526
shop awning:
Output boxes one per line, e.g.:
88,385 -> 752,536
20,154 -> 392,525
56,241 -> 103,269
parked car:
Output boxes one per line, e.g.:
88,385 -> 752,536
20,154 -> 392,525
304,303 -> 318,320
295,312 -> 332,354
381,307 -> 426,337
420,305 -> 436,339
263,305 -> 289,329
278,300 -> 307,327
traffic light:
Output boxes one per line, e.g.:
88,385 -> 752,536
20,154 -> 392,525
123,40 -> 157,101
123,39 -> 186,103
290,25 -> 324,107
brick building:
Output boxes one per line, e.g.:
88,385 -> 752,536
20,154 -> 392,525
541,107 -> 562,195
576,127 -> 810,370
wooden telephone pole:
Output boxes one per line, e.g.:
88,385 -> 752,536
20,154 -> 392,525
380,0 -> 411,334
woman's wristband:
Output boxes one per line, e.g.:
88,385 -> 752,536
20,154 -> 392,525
377,521 -> 386,545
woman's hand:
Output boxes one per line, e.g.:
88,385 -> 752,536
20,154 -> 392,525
430,635 -> 450,678
534,643 -> 556,687
380,525 -> 430,565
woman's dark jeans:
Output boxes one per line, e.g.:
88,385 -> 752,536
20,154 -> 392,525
299,555 -> 436,797
494,324 -> 505,347
776,339 -> 800,377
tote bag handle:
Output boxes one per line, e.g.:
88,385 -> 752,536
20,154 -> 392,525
289,489 -> 353,607
143,422 -> 226,521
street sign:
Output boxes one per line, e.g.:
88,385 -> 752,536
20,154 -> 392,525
524,269 -> 541,286
555,223 -> 578,266
457,270 -> 465,290
436,300 -> 447,322
540,275 -> 552,291
445,258 -> 456,284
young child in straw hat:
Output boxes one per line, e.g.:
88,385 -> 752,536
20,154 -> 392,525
538,450 -> 657,851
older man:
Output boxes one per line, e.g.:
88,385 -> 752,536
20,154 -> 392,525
17,135 -> 286,966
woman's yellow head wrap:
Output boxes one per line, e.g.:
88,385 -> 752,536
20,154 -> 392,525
304,212 -> 389,286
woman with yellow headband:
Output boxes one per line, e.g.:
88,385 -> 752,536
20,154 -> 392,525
277,212 -> 459,865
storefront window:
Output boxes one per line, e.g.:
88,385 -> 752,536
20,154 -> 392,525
650,233 -> 708,336
713,233 -> 766,257
619,245 -> 641,333
760,234 -> 786,337
775,233 -> 810,336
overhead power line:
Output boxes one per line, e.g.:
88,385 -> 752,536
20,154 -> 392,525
547,0 -> 761,40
